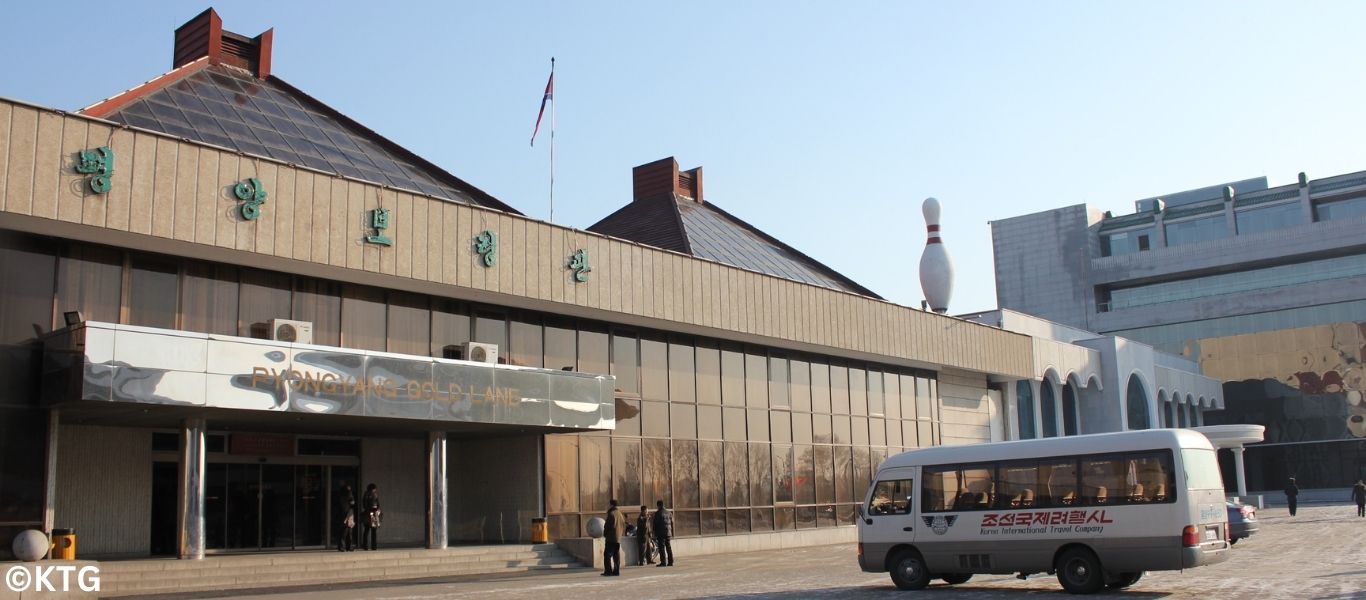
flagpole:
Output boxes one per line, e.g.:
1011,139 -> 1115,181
549,56 -> 555,224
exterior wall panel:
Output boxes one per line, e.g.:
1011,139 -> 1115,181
55,425 -> 152,557
360,437 -> 426,547
4,105 -> 38,215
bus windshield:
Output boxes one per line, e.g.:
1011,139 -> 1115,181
1181,449 -> 1223,490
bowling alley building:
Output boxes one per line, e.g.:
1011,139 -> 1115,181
0,8 -> 1222,561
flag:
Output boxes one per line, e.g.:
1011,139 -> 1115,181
531,68 -> 553,146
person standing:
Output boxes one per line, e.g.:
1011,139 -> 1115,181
651,500 -> 674,567
1351,480 -> 1366,518
602,499 -> 626,576
635,506 -> 654,565
361,483 -> 381,550
335,482 -> 356,552
1284,477 -> 1300,516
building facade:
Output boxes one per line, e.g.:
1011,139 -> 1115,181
0,9 -> 1044,560
992,170 -> 1366,490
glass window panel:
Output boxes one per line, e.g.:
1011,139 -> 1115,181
56,245 -> 123,325
545,435 -> 579,513
430,300 -> 469,358
611,332 -> 639,395
1108,253 -> 1366,311
810,362 -> 831,413
748,444 -> 773,507
673,510 -> 699,538
830,366 -> 850,415
795,506 -> 817,529
918,422 -> 933,448
849,368 -> 868,416
885,416 -> 901,447
701,509 -> 726,535
579,437 -> 610,513
723,406 -> 747,441
832,415 -> 851,445
770,410 -> 792,444
386,292 -> 429,356
750,508 -> 774,531
726,509 -> 750,533
127,256 -> 178,329
870,417 -> 886,446
695,343 -> 720,405
473,312 -> 506,351
902,420 -> 918,448
775,506 -> 795,530
0,234 -> 56,343
1081,456 -> 1125,505
720,348 -> 745,406
724,442 -> 749,507
768,356 -> 789,408
852,416 -> 869,446
834,446 -> 853,503
882,373 -> 901,420
814,445 -> 835,504
578,327 -> 609,376
790,360 -> 811,412
794,445 -> 815,505
1164,215 -> 1228,247
642,400 -> 669,437
745,352 -> 768,408
673,440 -> 699,509
180,263 -> 238,336
813,413 -> 832,444
817,504 -> 837,528
1040,381 -> 1059,438
238,269 -> 291,338
1100,227 -> 1155,257
866,371 -> 885,417
698,405 -> 722,440
1041,459 -> 1079,508
612,439 -> 642,508
544,320 -> 575,371
616,398 -> 641,436
899,375 -> 917,420
669,340 -> 696,403
853,447 -> 872,498
340,286 -> 386,351
1237,201 -> 1303,235
1316,195 -> 1366,221
508,317 -> 544,368
291,278 -> 340,346
915,377 -> 933,424
773,444 -> 794,503
643,439 -> 672,507
670,403 -> 696,439
747,409 -> 770,441
1126,376 -> 1151,430
792,411 -> 812,444
641,337 -> 668,401
699,441 -> 724,508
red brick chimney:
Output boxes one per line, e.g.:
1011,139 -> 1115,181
633,157 -> 703,203
174,8 -> 274,78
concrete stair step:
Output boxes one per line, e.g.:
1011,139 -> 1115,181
101,554 -> 576,583
104,562 -> 585,595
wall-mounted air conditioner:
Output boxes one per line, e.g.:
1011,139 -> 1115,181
463,342 -> 498,364
269,319 -> 314,345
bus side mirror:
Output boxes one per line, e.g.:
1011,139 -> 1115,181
856,505 -> 872,525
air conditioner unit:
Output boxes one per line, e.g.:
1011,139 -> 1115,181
269,319 -> 314,345
463,342 -> 498,364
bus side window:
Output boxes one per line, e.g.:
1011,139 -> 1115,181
870,479 -> 913,515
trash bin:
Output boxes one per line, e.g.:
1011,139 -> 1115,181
531,518 -> 548,544
51,528 -> 76,560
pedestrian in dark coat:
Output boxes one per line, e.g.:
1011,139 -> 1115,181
635,506 -> 655,565
602,499 -> 626,576
651,500 -> 674,567
1285,477 -> 1300,516
1351,480 -> 1366,518
361,483 -> 381,550
335,483 -> 355,552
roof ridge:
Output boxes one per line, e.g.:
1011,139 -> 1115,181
79,56 -> 211,118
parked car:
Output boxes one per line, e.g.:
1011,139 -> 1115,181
1227,501 -> 1259,544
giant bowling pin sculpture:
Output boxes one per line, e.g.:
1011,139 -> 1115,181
918,197 -> 954,313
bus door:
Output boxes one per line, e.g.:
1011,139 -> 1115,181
862,467 -> 920,547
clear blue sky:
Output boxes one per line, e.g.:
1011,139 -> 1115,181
6,1 -> 1366,315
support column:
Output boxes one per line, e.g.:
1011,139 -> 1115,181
178,418 -> 206,560
43,409 -> 59,559
1232,446 -> 1248,499
427,431 -> 448,549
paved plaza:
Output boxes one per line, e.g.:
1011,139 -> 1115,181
152,504 -> 1365,600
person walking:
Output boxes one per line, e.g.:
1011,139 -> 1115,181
335,483 -> 356,552
1351,480 -> 1366,518
361,483 -> 381,550
634,506 -> 654,565
602,499 -> 626,576
1284,477 -> 1300,516
651,500 -> 674,567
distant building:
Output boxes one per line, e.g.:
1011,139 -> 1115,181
991,171 -> 1366,490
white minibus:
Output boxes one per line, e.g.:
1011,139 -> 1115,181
857,429 -> 1229,594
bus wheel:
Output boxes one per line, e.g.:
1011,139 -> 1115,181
1056,548 -> 1105,594
941,574 -> 972,585
1107,572 -> 1143,589
889,550 -> 931,590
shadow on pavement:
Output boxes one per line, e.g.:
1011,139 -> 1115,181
113,566 -> 596,600
694,584 -> 1175,599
